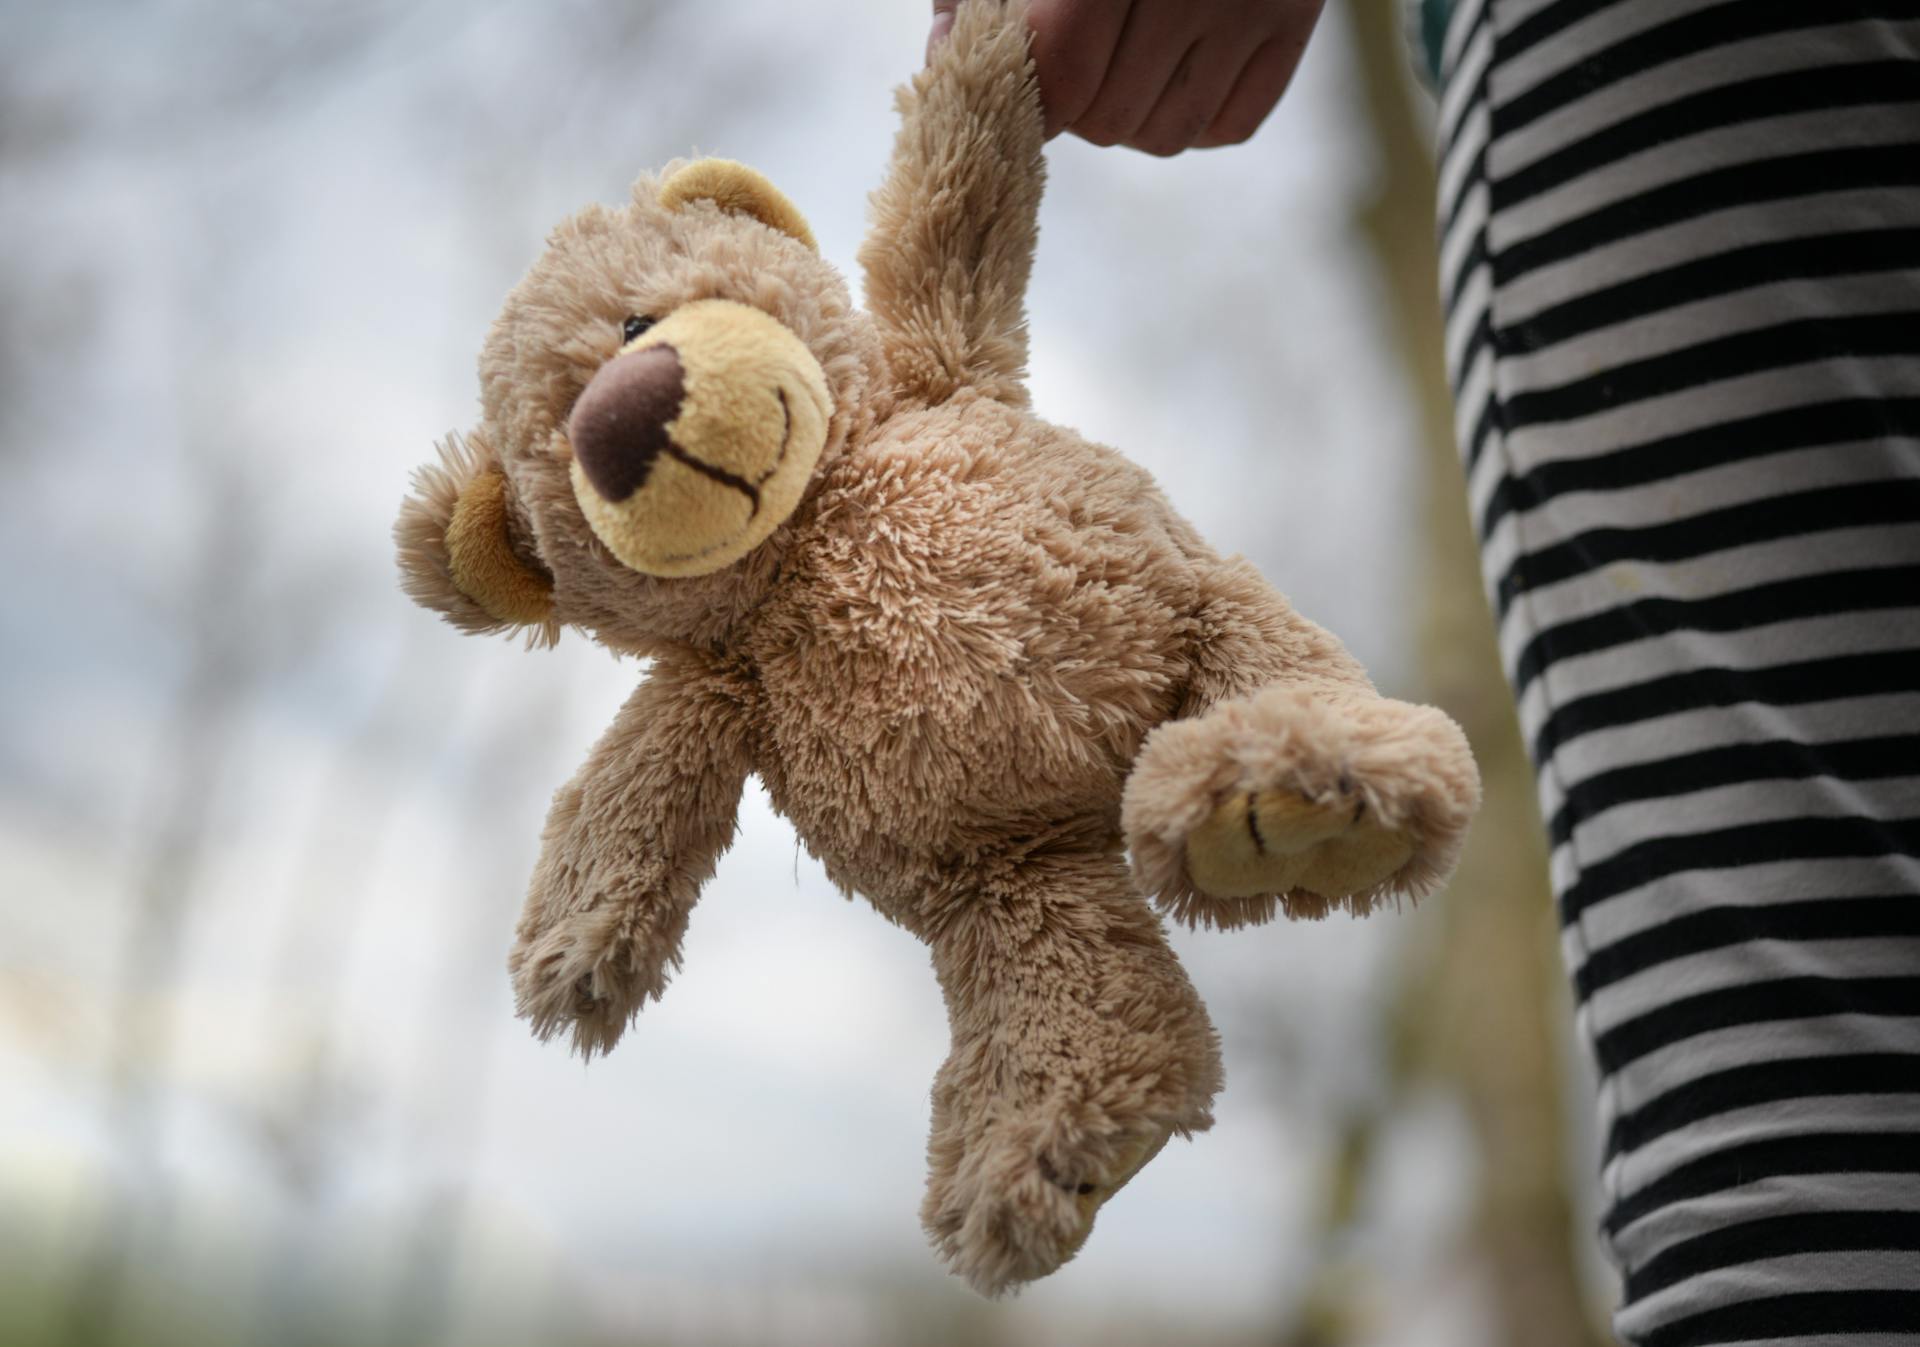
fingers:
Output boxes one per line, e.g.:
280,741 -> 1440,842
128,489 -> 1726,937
927,0 -> 959,62
1068,0 -> 1192,148
1011,0 -> 1327,155
1128,36 -> 1248,157
1192,25 -> 1315,149
1027,0 -> 1134,138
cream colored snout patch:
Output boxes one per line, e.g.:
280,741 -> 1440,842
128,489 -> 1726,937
566,299 -> 833,578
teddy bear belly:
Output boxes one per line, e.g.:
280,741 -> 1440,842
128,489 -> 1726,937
758,695 -> 1148,907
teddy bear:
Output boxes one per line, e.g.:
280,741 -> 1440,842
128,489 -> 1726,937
394,0 -> 1478,1296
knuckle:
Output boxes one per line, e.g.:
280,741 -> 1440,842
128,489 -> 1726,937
1204,116 -> 1256,147
1031,50 -> 1101,127
1139,105 -> 1209,158
1074,104 -> 1133,146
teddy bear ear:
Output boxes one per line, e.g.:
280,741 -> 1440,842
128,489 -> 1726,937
658,158 -> 818,252
394,428 -> 559,646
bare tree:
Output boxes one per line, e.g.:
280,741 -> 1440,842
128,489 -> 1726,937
384,677 -> 570,1347
240,626 -> 462,1347
1275,3 -> 1611,1344
64,448 -> 271,1347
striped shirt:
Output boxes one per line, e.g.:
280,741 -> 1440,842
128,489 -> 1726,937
1433,1 -> 1920,1341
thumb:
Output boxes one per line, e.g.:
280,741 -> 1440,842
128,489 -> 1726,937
927,0 -> 959,62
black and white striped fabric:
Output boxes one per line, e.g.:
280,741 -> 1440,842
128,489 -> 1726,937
1433,1 -> 1920,1341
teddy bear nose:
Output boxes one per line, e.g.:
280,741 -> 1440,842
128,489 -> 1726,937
567,344 -> 687,503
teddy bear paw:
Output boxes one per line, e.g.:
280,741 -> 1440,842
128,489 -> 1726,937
922,1112 -> 1174,1296
507,901 -> 670,1059
1123,685 -> 1480,928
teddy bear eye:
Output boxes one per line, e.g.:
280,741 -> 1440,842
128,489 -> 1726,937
621,315 -> 655,342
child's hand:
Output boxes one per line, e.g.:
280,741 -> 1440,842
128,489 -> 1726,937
929,0 -> 1326,155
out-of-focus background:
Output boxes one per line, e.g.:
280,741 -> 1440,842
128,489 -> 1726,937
1,1 -> 1615,1343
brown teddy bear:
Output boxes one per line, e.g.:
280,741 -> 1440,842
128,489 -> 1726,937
394,0 -> 1478,1296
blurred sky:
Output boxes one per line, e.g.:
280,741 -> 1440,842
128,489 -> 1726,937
0,2 -> 1547,1344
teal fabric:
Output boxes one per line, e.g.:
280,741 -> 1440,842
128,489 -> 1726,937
1420,0 -> 1451,82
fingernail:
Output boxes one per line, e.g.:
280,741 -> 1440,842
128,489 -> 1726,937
926,12 -> 954,61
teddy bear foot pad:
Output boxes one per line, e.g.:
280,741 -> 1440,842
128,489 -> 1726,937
1186,786 -> 1415,916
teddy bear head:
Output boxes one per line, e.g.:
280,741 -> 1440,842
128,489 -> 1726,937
396,158 -> 886,652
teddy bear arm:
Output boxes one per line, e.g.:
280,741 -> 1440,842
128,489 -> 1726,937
857,0 -> 1043,408
508,661 -> 754,1057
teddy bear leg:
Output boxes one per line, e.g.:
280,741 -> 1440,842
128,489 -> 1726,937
917,847 -> 1221,1296
1126,685 -> 1480,928
1123,564 -> 1480,928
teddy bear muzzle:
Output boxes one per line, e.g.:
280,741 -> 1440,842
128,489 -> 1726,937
565,298 -> 834,578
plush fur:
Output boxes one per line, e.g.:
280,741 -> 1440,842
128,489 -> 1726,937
393,0 -> 1479,1296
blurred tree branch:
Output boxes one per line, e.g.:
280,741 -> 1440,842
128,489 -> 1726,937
1278,2 -> 1611,1343
64,458 -> 268,1347
386,679 -> 570,1347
